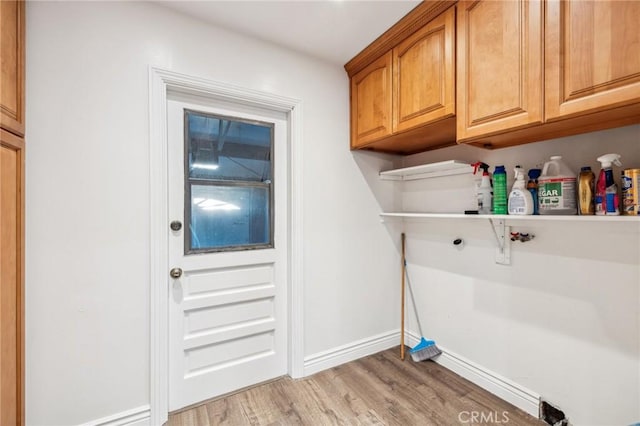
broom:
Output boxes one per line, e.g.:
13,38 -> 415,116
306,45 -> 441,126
401,233 -> 442,362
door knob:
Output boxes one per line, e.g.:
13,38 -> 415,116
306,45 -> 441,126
170,221 -> 182,231
170,268 -> 183,279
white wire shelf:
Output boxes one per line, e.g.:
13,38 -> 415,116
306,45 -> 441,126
380,212 -> 640,222
379,160 -> 472,181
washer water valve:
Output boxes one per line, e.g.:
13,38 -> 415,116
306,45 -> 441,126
510,232 -> 534,242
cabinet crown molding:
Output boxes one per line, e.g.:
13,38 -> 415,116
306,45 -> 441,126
344,0 -> 456,77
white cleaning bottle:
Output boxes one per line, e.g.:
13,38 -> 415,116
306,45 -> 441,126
472,162 -> 493,214
478,167 -> 493,215
508,166 -> 534,215
538,156 -> 577,215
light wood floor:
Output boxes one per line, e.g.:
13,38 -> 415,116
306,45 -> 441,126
168,347 -> 544,425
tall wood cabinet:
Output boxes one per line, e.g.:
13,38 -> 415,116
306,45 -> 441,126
456,0 -> 544,141
0,1 -> 25,425
0,130 -> 24,426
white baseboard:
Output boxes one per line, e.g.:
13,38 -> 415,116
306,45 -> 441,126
407,332 -> 540,418
83,333 -> 538,425
304,330 -> 539,418
79,405 -> 150,426
303,329 -> 400,376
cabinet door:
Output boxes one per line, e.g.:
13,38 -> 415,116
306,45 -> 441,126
0,129 -> 24,426
393,6 -> 455,134
456,0 -> 543,142
350,52 -> 393,149
0,0 -> 25,137
546,0 -> 640,121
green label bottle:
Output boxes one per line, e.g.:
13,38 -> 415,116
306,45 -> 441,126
493,165 -> 508,214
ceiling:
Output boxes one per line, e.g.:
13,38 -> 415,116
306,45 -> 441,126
158,0 -> 422,66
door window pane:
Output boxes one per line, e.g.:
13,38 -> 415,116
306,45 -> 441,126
185,110 -> 273,253
187,111 -> 272,182
190,185 -> 270,250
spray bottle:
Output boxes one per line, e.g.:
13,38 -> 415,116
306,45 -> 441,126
595,153 -> 622,215
508,166 -> 534,215
472,162 -> 492,214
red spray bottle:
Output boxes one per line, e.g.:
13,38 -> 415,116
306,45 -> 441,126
595,153 -> 622,215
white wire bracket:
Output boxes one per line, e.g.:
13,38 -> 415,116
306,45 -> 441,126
489,218 -> 511,265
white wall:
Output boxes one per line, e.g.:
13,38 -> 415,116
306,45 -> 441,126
25,2 -> 398,424
400,125 -> 640,425
26,2 -> 640,424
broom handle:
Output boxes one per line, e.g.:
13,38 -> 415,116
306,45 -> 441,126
400,233 -> 406,361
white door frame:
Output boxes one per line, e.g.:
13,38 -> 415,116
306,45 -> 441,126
148,67 -> 304,425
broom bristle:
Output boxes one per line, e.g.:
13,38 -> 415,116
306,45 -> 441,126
410,343 -> 442,362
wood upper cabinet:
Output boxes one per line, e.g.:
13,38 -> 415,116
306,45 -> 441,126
456,0 -> 544,142
348,0 -> 639,153
0,0 -> 25,137
350,52 -> 393,149
545,0 -> 640,121
393,6 -> 455,134
457,0 -> 639,148
346,1 -> 457,153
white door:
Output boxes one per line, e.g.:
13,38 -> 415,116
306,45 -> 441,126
167,94 -> 288,411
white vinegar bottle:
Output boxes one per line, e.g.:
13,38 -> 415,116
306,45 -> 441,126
508,166 -> 534,215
